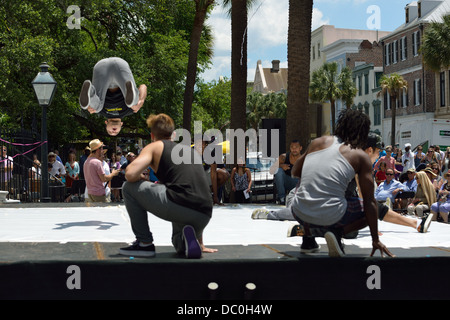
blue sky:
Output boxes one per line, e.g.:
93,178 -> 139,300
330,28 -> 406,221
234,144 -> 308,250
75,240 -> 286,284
200,0 -> 410,82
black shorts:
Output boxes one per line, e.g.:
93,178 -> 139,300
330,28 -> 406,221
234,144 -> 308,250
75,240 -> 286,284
378,202 -> 389,221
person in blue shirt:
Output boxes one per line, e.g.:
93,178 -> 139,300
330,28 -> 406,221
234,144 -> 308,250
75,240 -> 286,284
375,168 -> 405,205
403,168 -> 418,192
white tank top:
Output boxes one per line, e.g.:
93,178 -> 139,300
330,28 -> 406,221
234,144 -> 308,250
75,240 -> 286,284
291,136 -> 355,226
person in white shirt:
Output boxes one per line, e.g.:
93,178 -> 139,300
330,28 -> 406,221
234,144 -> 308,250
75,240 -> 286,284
48,152 -> 66,182
402,143 -> 415,173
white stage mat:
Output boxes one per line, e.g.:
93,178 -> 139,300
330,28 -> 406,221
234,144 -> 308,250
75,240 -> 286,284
0,204 -> 449,251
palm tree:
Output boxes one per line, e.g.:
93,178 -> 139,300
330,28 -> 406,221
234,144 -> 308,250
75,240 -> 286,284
246,91 -> 264,130
421,14 -> 450,72
222,0 -> 258,128
222,0 -> 258,164
309,62 -> 357,133
183,0 -> 215,132
286,0 -> 313,150
378,73 -> 408,147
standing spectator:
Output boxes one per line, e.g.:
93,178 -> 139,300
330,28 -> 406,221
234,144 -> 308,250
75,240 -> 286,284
53,150 -> 63,164
0,146 -> 13,192
110,152 -> 122,202
414,146 -> 426,169
83,139 -> 119,202
443,147 -> 450,175
65,152 -> 80,188
79,146 -> 90,179
48,152 -> 66,182
402,143 -> 415,173
435,145 -> 445,171
374,145 -> 400,175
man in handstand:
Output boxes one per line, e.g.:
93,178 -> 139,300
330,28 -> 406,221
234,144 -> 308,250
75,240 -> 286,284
119,113 -> 217,258
290,109 -> 394,258
79,57 -> 147,136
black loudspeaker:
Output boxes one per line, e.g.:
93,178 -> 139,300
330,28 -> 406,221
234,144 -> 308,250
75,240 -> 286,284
261,118 -> 286,157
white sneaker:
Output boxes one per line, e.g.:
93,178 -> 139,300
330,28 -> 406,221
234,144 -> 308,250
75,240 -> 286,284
325,232 -> 345,257
251,208 -> 269,219
79,80 -> 92,108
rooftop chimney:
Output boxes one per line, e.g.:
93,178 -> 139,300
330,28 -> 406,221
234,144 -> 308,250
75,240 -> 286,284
271,60 -> 280,73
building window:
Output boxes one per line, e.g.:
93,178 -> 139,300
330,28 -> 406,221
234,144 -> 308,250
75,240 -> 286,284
318,43 -> 321,58
414,79 -> 422,106
384,91 -> 391,110
375,72 -> 383,88
312,46 -> 315,60
385,43 -> 390,66
358,76 -> 362,96
440,71 -> 446,107
364,73 -> 369,95
399,37 -> 407,61
402,87 -> 408,108
393,40 -> 398,64
412,31 -> 420,56
373,101 -> 381,126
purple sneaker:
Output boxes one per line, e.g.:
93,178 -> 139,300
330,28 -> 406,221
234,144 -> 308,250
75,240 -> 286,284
182,225 -> 202,259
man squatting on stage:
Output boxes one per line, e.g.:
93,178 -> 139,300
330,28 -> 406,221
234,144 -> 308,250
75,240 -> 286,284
290,109 -> 395,257
118,113 -> 217,259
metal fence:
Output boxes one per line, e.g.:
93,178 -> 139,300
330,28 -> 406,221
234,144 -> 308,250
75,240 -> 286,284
0,128 -> 64,203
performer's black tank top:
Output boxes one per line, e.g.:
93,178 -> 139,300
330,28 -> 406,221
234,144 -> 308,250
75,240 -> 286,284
156,140 -> 213,217
100,89 -> 134,118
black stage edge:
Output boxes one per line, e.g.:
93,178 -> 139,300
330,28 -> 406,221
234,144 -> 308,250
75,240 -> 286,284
1,244 -> 449,300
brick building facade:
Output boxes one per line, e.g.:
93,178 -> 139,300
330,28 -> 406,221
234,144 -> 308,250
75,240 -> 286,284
380,0 -> 450,149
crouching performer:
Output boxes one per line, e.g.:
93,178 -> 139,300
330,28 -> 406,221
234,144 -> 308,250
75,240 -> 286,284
290,109 -> 394,258
119,113 -> 217,258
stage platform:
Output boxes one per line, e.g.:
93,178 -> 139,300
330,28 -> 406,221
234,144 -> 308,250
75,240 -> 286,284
0,202 -> 449,300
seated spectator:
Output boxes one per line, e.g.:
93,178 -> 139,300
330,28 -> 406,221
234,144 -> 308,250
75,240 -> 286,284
429,162 -> 444,191
375,161 -> 387,185
406,170 -> 436,217
274,140 -> 302,204
403,168 -> 418,192
375,168 -> 405,207
430,172 -> 450,223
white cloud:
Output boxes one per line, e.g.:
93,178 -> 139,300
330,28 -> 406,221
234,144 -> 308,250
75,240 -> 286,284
312,8 -> 330,30
247,0 -> 289,50
202,1 -> 330,82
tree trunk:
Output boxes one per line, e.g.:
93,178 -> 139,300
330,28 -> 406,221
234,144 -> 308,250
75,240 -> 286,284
286,0 -> 313,150
230,0 -> 248,163
390,95 -> 397,147
330,99 -> 336,134
182,0 -> 212,132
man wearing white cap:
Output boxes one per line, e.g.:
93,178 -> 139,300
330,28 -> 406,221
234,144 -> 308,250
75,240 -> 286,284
402,143 -> 415,173
83,139 -> 119,202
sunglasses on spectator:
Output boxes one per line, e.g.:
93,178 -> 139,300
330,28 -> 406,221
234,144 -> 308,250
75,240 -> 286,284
386,173 -> 394,176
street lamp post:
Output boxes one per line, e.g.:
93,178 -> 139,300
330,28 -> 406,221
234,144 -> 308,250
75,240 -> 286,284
31,62 -> 57,202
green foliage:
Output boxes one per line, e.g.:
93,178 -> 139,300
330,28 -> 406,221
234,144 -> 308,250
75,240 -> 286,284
246,91 -> 286,130
0,0 -> 219,147
192,77 -> 232,132
421,14 -> 450,72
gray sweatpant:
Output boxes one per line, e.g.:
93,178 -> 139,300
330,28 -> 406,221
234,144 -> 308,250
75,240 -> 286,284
122,181 -> 211,253
82,57 -> 140,112
267,188 -> 296,220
